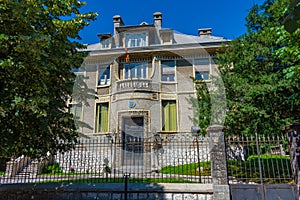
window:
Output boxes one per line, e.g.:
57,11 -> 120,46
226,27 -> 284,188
98,66 -> 110,85
195,71 -> 209,80
120,62 -> 148,79
162,100 -> 177,131
68,103 -> 82,121
161,60 -> 175,81
194,58 -> 210,80
125,33 -> 147,47
95,103 -> 109,133
101,39 -> 110,48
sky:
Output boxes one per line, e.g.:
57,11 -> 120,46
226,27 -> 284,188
79,0 -> 265,45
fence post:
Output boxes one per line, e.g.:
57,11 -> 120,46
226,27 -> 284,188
207,125 -> 230,200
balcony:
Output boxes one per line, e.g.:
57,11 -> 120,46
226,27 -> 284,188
116,79 -> 158,93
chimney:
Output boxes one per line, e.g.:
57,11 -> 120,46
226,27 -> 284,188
198,28 -> 212,36
113,15 -> 124,35
153,12 -> 162,29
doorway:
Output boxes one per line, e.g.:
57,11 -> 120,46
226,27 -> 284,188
121,117 -> 144,166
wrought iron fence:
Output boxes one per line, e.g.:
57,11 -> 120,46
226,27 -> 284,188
0,133 -> 212,184
226,132 -> 293,184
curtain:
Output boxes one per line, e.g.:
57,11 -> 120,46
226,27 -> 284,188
96,103 -> 109,133
163,101 -> 177,131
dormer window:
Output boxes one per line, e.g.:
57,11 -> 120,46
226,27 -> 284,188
125,32 -> 147,47
101,39 -> 111,49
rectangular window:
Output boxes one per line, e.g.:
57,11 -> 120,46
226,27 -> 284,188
101,39 -> 110,48
162,100 -> 177,131
194,58 -> 210,80
125,32 -> 147,47
195,71 -> 210,80
161,60 -> 175,81
98,66 -> 110,85
121,62 -> 148,79
95,103 -> 109,133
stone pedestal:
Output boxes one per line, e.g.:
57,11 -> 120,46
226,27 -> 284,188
207,125 -> 230,200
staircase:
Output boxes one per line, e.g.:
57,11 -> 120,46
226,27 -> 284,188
55,148 -> 105,173
14,161 -> 34,178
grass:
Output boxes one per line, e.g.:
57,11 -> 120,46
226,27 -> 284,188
227,154 -> 292,184
160,154 -> 293,184
37,154 -> 293,184
160,161 -> 211,176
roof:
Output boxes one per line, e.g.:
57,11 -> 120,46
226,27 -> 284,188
173,32 -> 227,44
84,31 -> 228,52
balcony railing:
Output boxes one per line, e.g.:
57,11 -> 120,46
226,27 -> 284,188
116,79 -> 159,92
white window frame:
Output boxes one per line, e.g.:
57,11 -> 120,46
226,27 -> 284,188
161,60 -> 176,82
98,66 -> 111,86
125,32 -> 148,47
121,62 -> 148,80
194,58 -> 211,81
100,39 -> 111,49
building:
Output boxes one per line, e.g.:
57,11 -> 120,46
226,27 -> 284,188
68,12 -> 228,172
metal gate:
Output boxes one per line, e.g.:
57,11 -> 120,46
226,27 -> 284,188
226,132 -> 299,200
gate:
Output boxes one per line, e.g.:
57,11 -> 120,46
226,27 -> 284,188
226,131 -> 299,200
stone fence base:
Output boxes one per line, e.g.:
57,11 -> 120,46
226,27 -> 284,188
0,183 -> 213,200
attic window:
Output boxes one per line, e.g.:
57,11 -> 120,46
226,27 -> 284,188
101,39 -> 110,48
125,32 -> 147,47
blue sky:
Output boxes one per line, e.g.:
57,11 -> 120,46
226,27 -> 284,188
79,0 -> 265,44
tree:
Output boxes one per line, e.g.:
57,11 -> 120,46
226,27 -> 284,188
0,0 -> 97,158
189,79 -> 211,136
278,0 -> 300,99
214,0 -> 300,136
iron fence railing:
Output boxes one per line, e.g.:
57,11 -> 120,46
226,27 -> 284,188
226,133 -> 293,184
0,133 -> 212,184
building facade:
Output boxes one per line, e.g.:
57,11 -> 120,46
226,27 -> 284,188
68,12 -> 228,171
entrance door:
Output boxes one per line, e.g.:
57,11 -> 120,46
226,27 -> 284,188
122,117 -> 144,166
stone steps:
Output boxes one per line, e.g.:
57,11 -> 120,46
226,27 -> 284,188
14,161 -> 34,178
55,150 -> 106,173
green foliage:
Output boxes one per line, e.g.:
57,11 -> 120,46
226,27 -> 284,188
43,162 -> 62,174
215,0 -> 300,136
0,0 -> 97,158
228,155 -> 292,184
189,80 -> 211,135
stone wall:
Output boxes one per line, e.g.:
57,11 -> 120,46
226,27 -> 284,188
0,183 -> 213,200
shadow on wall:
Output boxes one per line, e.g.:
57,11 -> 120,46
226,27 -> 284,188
0,182 -> 213,200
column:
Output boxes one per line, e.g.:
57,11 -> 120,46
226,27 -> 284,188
207,125 -> 230,200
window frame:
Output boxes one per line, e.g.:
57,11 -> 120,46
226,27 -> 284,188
161,60 -> 176,82
95,102 -> 109,133
161,100 -> 177,132
194,58 -> 211,81
125,32 -> 148,47
97,65 -> 111,86
100,39 -> 111,49
120,61 -> 149,80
